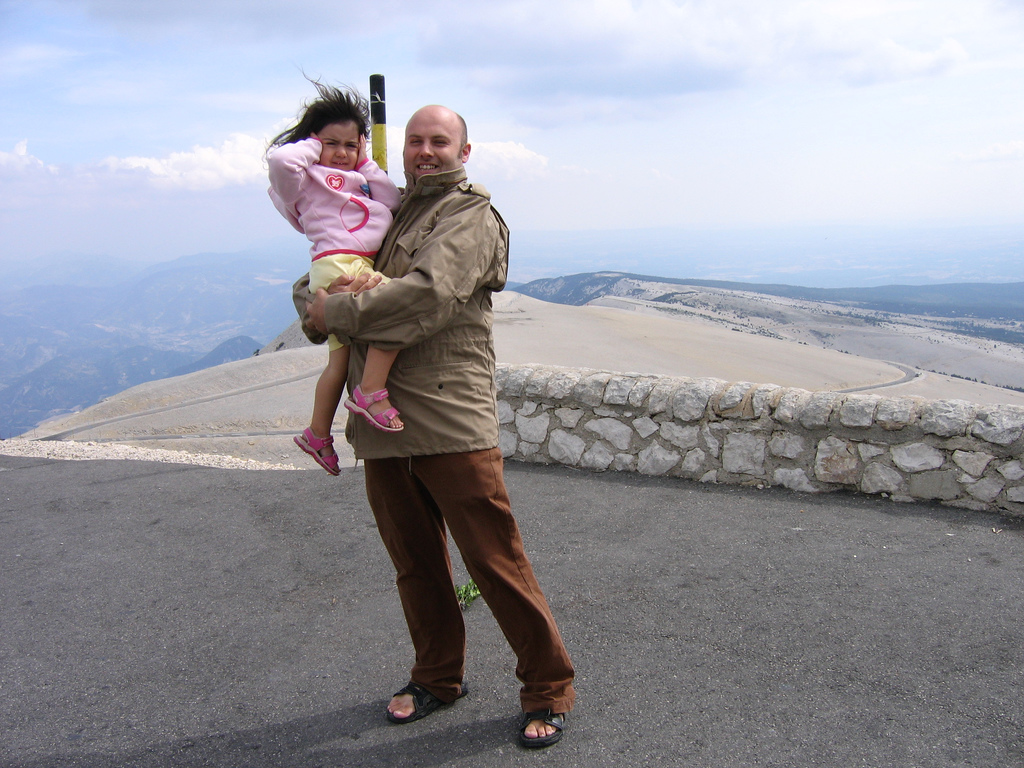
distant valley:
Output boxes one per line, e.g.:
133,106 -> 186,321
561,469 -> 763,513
4,256 -> 1024,439
0,248 -> 300,438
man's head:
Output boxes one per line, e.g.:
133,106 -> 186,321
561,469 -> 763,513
404,105 -> 471,182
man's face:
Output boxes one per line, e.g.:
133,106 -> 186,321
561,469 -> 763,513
404,107 -> 471,182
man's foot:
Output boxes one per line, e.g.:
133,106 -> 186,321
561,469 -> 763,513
522,719 -> 559,740
386,692 -> 417,721
518,710 -> 565,749
385,681 -> 466,724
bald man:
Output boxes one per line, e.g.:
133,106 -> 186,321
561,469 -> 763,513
299,105 -> 574,748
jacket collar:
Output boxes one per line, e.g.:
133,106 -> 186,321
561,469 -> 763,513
403,166 -> 468,198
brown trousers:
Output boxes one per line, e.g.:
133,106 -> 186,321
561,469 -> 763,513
364,447 -> 575,714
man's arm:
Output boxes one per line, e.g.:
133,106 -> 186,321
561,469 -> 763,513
296,272 -> 383,338
319,193 -> 507,349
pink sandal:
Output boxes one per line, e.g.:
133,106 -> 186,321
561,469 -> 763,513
293,427 -> 341,475
344,385 -> 404,432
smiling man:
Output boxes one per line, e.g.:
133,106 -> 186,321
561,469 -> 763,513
297,104 -> 575,749
403,106 -> 470,179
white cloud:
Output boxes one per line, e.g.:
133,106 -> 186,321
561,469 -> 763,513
0,133 -> 268,247
26,1 -> 1023,130
0,141 -> 57,176
45,0 -> 404,37
417,0 -> 993,123
470,141 -> 549,180
959,141 -> 1024,163
0,43 -> 79,79
839,37 -> 968,85
101,133 -> 267,190
4,0 -> 1024,270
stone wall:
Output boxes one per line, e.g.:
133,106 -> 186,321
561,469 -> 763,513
496,364 -> 1024,516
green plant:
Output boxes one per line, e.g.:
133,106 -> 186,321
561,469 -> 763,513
455,579 -> 481,611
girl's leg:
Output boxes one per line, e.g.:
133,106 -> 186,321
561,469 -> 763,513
310,346 -> 349,454
359,347 -> 402,430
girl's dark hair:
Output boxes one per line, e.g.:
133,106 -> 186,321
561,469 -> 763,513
270,80 -> 369,147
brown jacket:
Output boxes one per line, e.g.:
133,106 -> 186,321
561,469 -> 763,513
292,166 -> 509,459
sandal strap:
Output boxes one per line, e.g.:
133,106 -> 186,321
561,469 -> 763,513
365,387 -> 390,403
521,709 -> 565,731
393,681 -> 441,709
372,407 -> 401,427
302,427 -> 334,450
353,385 -> 390,408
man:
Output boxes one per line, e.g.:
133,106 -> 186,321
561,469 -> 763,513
296,105 -> 575,749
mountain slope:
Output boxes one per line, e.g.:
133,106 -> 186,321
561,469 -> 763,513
517,273 -> 1024,392
519,272 -> 1024,323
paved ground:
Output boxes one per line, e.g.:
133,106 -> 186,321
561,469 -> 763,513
2,455 -> 1023,768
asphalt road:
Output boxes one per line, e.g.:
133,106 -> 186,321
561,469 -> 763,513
2,455 -> 1023,768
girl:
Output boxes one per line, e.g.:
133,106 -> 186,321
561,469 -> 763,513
268,82 -> 403,475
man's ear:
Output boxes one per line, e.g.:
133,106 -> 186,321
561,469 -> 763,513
461,142 -> 472,164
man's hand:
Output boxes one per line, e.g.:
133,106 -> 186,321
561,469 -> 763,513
327,272 -> 383,295
306,273 -> 384,334
306,288 -> 330,336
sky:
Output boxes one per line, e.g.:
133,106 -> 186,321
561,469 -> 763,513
2,0 -> 1023,286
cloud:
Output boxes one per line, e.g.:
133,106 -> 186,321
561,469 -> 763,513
101,133 -> 267,190
0,141 -> 57,177
29,1 -> 1015,128
959,141 -> 1024,163
0,43 -> 80,79
470,141 -> 549,180
44,0 -> 404,37
0,138 -> 281,266
838,37 -> 968,85
418,0 -> 984,121
428,0 -> 750,110
3,128 -> 542,208
0,133 -> 266,227
0,142 -> 64,214
7,0 -> 1023,255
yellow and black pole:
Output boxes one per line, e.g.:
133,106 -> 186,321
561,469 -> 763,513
369,74 -> 387,171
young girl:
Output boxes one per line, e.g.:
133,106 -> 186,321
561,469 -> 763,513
268,82 -> 403,475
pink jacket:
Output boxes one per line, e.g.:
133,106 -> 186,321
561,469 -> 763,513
267,138 -> 401,262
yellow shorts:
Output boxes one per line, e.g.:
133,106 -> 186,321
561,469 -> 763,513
309,253 -> 389,351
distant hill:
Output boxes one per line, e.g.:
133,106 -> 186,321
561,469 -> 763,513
0,246 -> 304,437
169,336 -> 261,377
1,336 -> 262,438
517,272 -> 1024,321
514,272 -> 1024,390
6,257 -> 1023,438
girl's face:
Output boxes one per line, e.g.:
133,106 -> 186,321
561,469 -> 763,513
313,121 -> 362,171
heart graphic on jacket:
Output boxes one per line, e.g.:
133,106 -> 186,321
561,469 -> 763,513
326,175 -> 344,190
